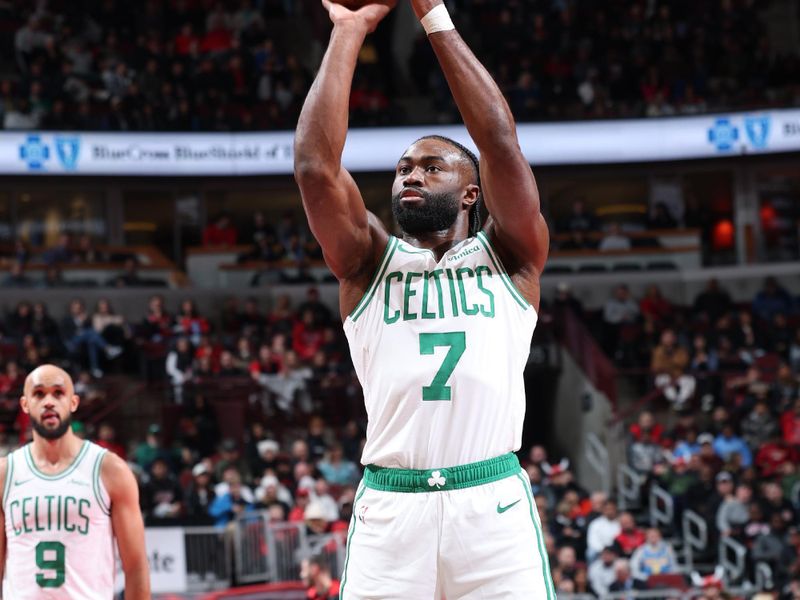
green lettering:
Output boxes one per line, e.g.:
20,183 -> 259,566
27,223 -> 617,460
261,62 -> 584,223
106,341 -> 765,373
428,270 -> 446,318
9,499 -> 21,536
445,269 -> 459,317
35,496 -> 44,531
77,499 -> 90,535
57,496 -> 61,531
403,272 -> 422,321
383,272 -> 403,324
22,497 -> 33,533
475,266 -> 496,317
64,497 -> 76,532
45,496 -> 54,531
421,271 -> 436,320
456,267 -> 479,315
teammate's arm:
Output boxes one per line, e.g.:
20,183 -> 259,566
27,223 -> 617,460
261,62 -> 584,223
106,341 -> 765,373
410,0 -> 549,275
0,457 -> 7,599
102,452 -> 150,600
294,1 -> 394,286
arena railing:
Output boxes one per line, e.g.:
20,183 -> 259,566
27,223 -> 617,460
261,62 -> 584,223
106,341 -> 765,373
648,484 -> 674,530
585,432 -> 612,495
232,514 -> 345,586
616,463 -> 645,511
681,509 -> 708,573
719,536 -> 748,585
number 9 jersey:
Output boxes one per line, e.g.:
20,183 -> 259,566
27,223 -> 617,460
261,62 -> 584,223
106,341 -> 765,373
2,441 -> 115,599
344,233 -> 538,470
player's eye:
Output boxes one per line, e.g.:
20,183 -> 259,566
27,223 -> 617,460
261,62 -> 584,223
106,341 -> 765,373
426,166 -> 441,173
398,166 -> 410,175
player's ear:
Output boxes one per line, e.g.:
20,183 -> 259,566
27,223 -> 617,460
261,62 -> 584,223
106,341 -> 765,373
19,394 -> 29,415
463,183 -> 480,208
70,394 -> 80,413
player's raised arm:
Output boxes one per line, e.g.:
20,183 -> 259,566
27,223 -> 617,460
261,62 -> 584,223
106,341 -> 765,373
410,0 -> 549,274
102,453 -> 150,600
294,1 -> 394,283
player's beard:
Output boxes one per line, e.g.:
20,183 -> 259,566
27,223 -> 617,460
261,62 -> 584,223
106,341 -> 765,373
391,188 -> 460,235
31,412 -> 72,440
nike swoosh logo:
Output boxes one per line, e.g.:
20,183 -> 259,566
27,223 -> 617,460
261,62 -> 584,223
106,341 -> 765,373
14,479 -> 33,486
497,499 -> 521,514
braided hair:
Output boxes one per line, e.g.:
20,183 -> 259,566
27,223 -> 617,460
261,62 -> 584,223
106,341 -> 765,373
415,135 -> 483,237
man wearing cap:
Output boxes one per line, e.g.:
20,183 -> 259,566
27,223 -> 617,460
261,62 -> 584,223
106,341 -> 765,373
214,438 -> 250,483
697,433 -> 724,471
304,501 -> 331,538
185,462 -> 216,523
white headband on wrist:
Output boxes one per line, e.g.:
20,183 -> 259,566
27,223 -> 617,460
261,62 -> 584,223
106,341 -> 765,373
420,4 -> 455,35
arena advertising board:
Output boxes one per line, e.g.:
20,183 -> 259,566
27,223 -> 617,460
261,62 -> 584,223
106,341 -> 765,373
2,108 -> 799,175
116,527 -> 188,593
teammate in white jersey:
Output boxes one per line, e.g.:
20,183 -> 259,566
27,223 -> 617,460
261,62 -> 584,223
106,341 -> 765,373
0,365 -> 150,599
295,0 -> 551,597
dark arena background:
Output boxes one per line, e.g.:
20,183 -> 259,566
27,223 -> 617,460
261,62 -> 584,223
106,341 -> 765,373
0,0 -> 800,598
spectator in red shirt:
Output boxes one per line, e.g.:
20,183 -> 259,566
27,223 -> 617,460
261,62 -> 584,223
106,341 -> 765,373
0,361 -> 24,395
202,213 -> 238,247
173,23 -> 199,56
629,410 -> 664,445
288,488 -> 311,523
756,430 -> 800,478
781,398 -> 800,448
614,511 -> 646,557
639,284 -> 672,325
300,554 -> 340,600
293,309 -> 324,361
95,422 -> 126,460
141,294 -> 173,342
176,300 -> 210,346
249,344 -> 282,379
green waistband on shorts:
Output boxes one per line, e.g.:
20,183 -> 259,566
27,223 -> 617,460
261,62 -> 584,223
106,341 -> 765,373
363,453 -> 520,493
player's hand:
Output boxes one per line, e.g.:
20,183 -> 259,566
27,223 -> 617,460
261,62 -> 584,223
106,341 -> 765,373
321,0 -> 396,34
410,0 -> 443,20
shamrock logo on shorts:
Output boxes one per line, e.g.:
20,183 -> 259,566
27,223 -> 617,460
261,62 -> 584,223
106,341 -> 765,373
427,470 -> 446,488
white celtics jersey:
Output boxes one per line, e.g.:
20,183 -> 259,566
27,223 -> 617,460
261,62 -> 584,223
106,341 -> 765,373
3,441 -> 114,599
344,232 -> 538,469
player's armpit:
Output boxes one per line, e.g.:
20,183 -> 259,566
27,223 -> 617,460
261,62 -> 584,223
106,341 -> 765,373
101,453 -> 150,600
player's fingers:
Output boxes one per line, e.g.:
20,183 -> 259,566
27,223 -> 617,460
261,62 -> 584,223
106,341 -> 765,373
321,0 -> 332,12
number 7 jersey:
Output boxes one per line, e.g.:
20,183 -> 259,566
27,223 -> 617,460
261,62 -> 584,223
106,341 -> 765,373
344,233 -> 538,469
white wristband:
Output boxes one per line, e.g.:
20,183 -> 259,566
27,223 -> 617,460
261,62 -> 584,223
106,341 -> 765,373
420,4 -> 455,35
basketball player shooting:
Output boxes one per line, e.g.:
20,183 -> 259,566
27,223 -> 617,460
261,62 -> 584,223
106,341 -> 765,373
0,365 -> 150,599
295,0 -> 552,597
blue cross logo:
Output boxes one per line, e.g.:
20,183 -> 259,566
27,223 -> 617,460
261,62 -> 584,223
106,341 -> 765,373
708,118 -> 739,152
19,135 -> 50,170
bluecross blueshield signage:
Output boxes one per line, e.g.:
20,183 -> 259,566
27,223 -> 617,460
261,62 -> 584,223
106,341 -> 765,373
2,108 -> 800,176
